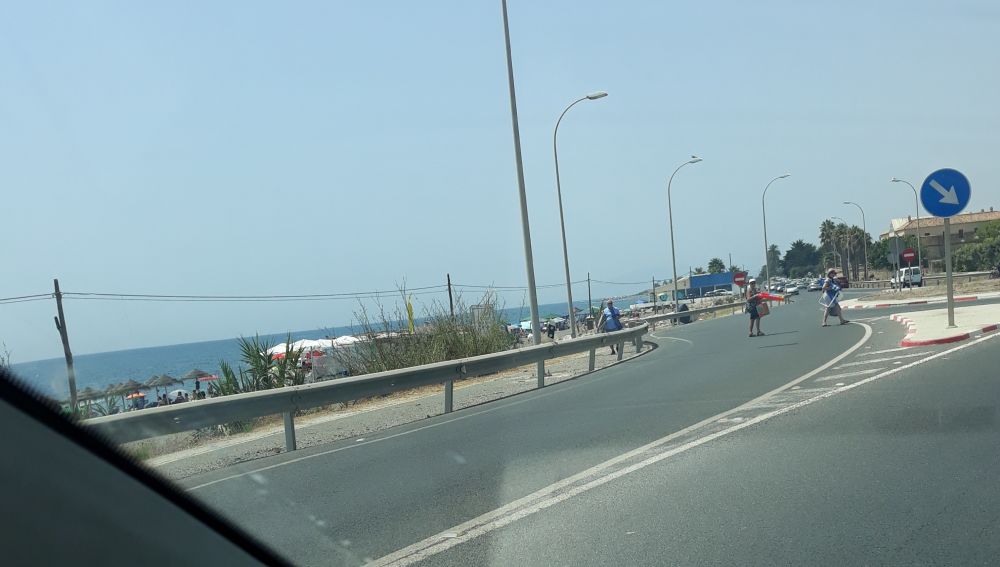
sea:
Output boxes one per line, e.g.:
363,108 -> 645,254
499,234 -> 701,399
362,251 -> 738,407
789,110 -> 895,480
10,298 -> 647,400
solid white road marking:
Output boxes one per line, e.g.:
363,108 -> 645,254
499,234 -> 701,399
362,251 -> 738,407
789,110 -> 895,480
649,333 -> 693,344
834,352 -> 928,368
372,330 -> 1000,567
814,368 -> 885,382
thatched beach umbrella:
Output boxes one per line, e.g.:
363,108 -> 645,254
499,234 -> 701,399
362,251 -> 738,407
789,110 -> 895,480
145,375 -> 176,399
77,386 -> 102,401
182,369 -> 212,382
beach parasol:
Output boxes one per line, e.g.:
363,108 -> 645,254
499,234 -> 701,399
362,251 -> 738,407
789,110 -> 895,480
196,374 -> 219,382
145,375 -> 177,398
182,369 -> 212,382
77,386 -> 102,401
125,392 -> 145,400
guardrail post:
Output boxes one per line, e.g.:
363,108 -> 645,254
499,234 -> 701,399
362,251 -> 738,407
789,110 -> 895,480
633,334 -> 641,352
444,380 -> 454,413
283,411 -> 297,451
588,348 -> 596,371
537,361 -> 545,388
617,342 -> 624,361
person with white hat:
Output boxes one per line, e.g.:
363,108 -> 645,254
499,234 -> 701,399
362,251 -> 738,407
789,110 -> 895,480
744,278 -> 764,337
821,269 -> 849,327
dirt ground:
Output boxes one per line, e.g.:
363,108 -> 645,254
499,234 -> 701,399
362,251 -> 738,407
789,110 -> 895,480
857,279 -> 1000,302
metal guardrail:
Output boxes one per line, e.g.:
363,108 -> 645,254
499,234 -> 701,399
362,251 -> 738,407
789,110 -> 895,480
851,271 -> 992,289
84,323 -> 648,450
641,299 -> 746,328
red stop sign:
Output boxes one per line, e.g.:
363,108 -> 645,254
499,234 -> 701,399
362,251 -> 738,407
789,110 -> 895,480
901,248 -> 916,263
733,271 -> 748,286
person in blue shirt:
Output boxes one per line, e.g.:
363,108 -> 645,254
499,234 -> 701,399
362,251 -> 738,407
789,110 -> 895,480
600,299 -> 623,354
822,269 -> 850,327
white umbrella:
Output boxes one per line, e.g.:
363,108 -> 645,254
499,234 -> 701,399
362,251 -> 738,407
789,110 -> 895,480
167,389 -> 188,400
266,343 -> 290,356
332,336 -> 361,347
291,339 -> 333,351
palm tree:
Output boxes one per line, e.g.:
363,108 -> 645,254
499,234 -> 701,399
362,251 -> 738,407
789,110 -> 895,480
833,222 -> 851,275
819,220 -> 839,271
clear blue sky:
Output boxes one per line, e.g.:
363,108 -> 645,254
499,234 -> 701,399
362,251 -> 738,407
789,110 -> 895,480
3,1 -> 999,361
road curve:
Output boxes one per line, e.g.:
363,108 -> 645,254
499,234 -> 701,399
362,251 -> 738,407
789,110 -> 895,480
182,298 -> 871,565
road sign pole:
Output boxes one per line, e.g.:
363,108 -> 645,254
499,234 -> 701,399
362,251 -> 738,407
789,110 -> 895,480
920,168 -> 969,328
943,217 -> 956,327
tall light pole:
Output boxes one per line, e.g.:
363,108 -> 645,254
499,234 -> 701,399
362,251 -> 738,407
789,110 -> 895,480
844,201 -> 868,280
554,91 -> 607,338
891,177 -> 923,271
667,156 -> 703,310
500,0 -> 543,384
833,216 -> 852,279
761,174 -> 791,291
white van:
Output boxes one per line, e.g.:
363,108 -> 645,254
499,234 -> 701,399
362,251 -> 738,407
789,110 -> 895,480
892,267 -> 923,288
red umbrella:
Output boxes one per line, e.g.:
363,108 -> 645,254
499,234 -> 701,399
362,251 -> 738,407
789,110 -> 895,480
196,374 -> 220,382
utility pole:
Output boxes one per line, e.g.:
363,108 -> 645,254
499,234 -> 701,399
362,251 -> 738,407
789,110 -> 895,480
447,273 -> 454,318
652,276 -> 657,313
587,272 -> 593,321
729,253 -> 733,271
53,279 -> 77,410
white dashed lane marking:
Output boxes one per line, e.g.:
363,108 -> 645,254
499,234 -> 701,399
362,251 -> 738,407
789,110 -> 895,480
814,368 -> 885,382
858,346 -> 912,357
834,352 -> 929,369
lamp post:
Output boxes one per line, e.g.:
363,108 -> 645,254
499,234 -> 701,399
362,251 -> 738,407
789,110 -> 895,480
554,91 -> 607,338
761,174 -> 791,291
844,201 -> 868,280
667,156 -> 703,311
500,0 -> 543,384
890,177 -> 923,271
833,216 -> 852,279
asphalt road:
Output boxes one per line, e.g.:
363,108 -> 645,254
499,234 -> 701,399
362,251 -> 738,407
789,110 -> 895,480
180,292 -> 1000,566
421,317 -> 1000,566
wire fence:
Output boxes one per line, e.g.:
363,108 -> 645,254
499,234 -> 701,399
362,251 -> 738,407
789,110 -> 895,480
0,277 -> 651,306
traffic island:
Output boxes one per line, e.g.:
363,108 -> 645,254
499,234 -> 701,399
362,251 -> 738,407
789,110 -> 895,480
891,304 -> 1000,346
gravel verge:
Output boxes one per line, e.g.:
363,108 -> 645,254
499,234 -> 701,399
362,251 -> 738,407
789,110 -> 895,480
130,337 -> 651,481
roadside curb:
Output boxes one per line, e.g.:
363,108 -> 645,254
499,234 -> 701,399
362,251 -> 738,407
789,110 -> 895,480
890,313 -> 1000,347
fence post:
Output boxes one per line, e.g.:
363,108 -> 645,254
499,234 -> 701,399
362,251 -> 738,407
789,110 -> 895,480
283,411 -> 297,451
588,348 -> 596,371
444,380 -> 454,413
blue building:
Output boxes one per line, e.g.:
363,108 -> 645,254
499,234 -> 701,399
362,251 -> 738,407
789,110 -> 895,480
688,272 -> 735,297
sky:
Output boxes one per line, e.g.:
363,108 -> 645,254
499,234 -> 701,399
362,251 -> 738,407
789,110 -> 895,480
2,0 -> 999,362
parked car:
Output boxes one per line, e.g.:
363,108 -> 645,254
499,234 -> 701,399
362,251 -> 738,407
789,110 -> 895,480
785,285 -> 799,295
891,267 -> 923,288
836,275 -> 850,289
807,280 -> 822,292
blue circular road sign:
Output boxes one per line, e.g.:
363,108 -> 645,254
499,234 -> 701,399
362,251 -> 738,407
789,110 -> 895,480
920,168 -> 971,218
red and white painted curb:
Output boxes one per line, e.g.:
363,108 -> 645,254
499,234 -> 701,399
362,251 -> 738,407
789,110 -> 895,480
890,313 -> 1000,347
844,295 -> 986,310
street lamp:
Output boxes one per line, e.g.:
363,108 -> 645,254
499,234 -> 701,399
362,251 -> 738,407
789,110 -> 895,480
761,174 -> 791,291
554,91 -> 607,338
844,201 -> 868,280
832,216 -> 852,278
667,156 -> 703,310
500,0 -> 543,385
890,177 -> 923,271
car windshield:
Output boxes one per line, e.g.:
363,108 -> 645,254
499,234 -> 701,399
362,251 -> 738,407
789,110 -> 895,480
4,2 -> 1000,565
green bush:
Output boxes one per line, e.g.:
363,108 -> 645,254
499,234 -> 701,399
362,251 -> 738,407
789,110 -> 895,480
333,291 -> 516,376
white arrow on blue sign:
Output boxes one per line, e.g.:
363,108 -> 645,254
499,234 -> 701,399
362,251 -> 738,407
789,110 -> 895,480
920,168 -> 971,218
